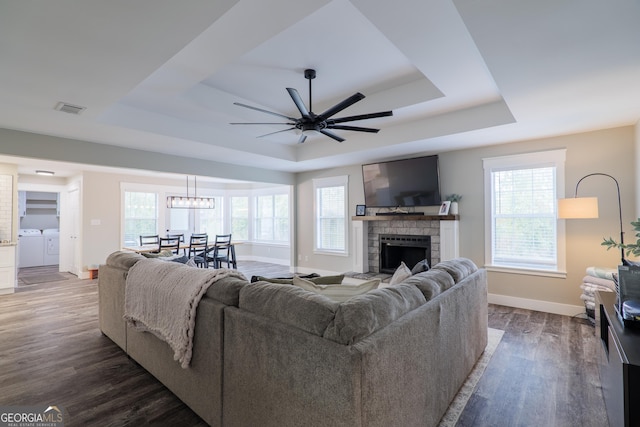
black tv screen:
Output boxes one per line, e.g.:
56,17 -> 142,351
362,155 -> 441,207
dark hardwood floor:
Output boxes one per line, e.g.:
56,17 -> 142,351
1,263 -> 608,426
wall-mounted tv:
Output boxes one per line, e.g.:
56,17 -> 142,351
362,155 -> 441,207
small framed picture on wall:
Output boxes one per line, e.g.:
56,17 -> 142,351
356,205 -> 366,216
438,201 -> 451,215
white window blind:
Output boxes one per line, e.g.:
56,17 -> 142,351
314,176 -> 348,255
230,196 -> 249,240
198,196 -> 224,235
123,191 -> 158,247
484,150 -> 566,274
254,193 -> 289,242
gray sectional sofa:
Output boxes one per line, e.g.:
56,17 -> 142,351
98,251 -> 488,427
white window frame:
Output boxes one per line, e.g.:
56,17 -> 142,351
313,175 -> 349,256
483,149 -> 566,277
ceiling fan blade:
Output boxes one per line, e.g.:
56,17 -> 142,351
328,110 -> 393,124
286,88 -> 310,117
319,129 -> 345,143
298,134 -> 307,144
257,127 -> 296,138
318,93 -> 365,120
230,122 -> 295,125
327,125 -> 380,133
234,102 -> 297,121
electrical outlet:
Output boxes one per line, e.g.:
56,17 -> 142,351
304,255 -> 308,262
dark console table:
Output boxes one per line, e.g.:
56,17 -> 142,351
595,291 -> 640,427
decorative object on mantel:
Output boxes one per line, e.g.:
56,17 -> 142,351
356,204 -> 366,216
166,176 -> 215,209
445,194 -> 462,215
439,201 -> 451,216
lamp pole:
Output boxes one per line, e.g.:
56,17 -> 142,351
573,173 -> 626,265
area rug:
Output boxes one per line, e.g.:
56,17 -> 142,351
20,273 -> 69,285
437,327 -> 505,427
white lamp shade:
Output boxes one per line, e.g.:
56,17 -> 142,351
557,197 -> 599,219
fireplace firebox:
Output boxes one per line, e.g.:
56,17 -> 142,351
379,234 -> 431,274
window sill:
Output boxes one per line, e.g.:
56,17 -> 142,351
485,265 -> 567,279
314,249 -> 349,257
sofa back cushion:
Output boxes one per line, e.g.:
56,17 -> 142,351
105,251 -> 145,270
323,284 -> 427,345
239,283 -> 339,336
431,258 -> 478,283
400,269 -> 455,300
204,274 -> 249,306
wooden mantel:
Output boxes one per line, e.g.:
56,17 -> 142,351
352,214 -> 459,221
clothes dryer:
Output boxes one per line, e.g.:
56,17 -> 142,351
18,229 -> 44,268
43,229 -> 59,265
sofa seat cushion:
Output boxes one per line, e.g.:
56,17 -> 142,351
431,258 -> 478,283
323,284 -> 427,345
292,276 -> 380,302
239,282 -> 339,336
252,274 -> 345,285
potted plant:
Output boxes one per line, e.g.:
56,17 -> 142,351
602,218 -> 640,258
602,219 -> 640,321
445,194 -> 462,215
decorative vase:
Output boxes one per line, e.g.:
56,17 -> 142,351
450,201 -> 459,215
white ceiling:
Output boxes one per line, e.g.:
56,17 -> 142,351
1,0 -> 640,179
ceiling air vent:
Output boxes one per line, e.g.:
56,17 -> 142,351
55,102 -> 86,115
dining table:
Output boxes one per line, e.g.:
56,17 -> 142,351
122,240 -> 242,269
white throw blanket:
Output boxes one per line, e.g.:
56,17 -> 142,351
124,259 -> 245,368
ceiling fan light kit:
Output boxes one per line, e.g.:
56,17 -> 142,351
231,69 -> 393,143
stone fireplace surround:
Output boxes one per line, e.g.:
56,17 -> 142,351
351,208 -> 459,274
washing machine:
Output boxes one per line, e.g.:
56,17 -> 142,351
43,229 -> 60,266
18,229 -> 44,268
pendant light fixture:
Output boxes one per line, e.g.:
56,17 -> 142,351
166,176 -> 215,209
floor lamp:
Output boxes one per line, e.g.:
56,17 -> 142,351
557,172 -> 627,266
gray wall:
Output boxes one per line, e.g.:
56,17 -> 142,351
296,125 -> 637,312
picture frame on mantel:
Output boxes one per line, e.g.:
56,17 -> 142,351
356,204 -> 366,216
438,201 -> 451,215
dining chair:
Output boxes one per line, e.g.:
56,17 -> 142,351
167,233 -> 186,255
188,233 -> 209,268
208,234 -> 236,269
139,234 -> 159,246
158,236 -> 181,255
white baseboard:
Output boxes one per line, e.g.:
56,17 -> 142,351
488,293 -> 585,317
236,255 -> 290,267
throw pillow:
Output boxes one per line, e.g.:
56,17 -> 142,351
386,262 -> 412,286
292,276 -> 380,302
411,259 -> 430,275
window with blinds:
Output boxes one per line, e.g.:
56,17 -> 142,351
230,196 -> 249,240
484,150 -> 566,274
123,191 -> 157,247
254,193 -> 289,242
314,176 -> 348,255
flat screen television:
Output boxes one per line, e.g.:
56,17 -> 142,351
362,155 -> 441,207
